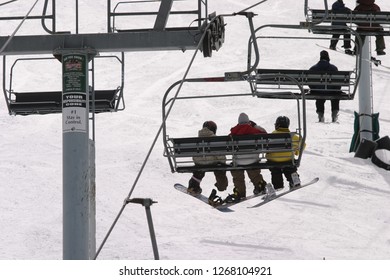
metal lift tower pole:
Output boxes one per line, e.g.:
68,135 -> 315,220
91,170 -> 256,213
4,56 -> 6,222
61,49 -> 96,260
358,38 -> 373,141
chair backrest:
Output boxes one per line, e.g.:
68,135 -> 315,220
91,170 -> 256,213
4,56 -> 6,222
166,133 -> 299,173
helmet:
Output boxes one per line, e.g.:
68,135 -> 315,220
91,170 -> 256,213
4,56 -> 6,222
203,121 -> 217,134
275,116 -> 290,128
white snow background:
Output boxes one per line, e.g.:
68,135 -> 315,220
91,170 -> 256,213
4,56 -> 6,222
1,0 -> 390,263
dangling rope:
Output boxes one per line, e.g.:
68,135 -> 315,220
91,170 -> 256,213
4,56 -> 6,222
94,0 -> 269,259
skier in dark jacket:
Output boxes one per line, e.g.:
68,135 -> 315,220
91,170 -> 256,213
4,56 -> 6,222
329,0 -> 352,52
354,0 -> 386,55
309,50 -> 341,122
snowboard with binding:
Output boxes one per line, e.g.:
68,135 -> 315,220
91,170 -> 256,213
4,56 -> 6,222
213,183 -> 273,210
174,183 -> 234,212
174,183 -> 272,211
248,177 -> 319,208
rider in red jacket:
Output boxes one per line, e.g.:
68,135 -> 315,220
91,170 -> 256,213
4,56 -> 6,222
225,113 -> 268,203
230,121 -> 266,135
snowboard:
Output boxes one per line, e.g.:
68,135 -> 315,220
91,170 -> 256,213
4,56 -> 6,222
174,183 -> 274,211
248,177 -> 319,208
174,183 -> 234,212
213,183 -> 273,210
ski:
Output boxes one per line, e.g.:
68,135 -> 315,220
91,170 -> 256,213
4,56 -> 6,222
316,44 -> 358,61
248,177 -> 320,208
368,57 -> 382,67
335,47 -> 383,67
316,44 -> 386,68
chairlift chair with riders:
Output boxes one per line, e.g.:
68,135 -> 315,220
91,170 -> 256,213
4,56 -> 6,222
161,11 -> 309,175
305,0 -> 390,37
161,74 -> 307,174
245,23 -> 361,101
304,0 -> 390,60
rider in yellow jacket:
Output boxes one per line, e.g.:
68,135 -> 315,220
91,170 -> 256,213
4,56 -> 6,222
266,128 -> 302,162
266,116 -> 305,190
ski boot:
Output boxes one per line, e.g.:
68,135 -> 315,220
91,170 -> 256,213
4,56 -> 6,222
331,110 -> 339,123
253,180 -> 267,195
187,178 -> 202,195
289,172 -> 301,189
318,112 -> 324,123
224,188 -> 242,204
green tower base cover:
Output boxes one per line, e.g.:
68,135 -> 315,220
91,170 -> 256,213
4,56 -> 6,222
350,111 -> 380,152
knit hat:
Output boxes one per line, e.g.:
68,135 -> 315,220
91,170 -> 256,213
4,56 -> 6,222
320,50 -> 330,61
203,120 -> 217,134
238,113 -> 250,124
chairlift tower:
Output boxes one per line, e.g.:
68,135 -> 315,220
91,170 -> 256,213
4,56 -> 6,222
60,48 -> 95,260
0,0 -> 225,259
358,38 -> 373,141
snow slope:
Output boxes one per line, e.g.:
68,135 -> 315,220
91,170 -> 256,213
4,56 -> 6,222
0,0 -> 390,260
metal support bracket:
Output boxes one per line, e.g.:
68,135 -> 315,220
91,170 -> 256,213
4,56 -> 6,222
126,198 -> 159,260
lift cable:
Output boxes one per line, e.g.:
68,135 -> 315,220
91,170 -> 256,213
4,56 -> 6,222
0,0 -> 39,54
238,0 -> 269,14
0,0 -> 17,7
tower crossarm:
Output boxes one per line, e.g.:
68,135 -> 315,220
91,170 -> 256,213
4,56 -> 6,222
0,30 -> 199,55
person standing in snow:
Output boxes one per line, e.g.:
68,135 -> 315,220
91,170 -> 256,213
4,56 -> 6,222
266,116 -> 304,190
223,113 -> 268,203
309,50 -> 341,123
187,121 -> 229,205
329,0 -> 352,53
354,0 -> 386,56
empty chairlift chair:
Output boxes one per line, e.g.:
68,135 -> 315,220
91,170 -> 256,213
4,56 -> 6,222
2,55 -> 125,116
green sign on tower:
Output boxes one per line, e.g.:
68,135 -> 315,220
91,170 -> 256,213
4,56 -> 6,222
62,54 -> 88,133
